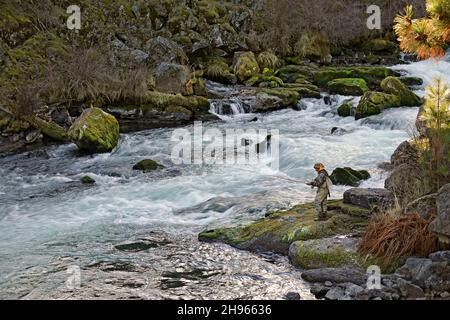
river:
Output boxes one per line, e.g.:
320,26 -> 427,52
0,53 -> 449,299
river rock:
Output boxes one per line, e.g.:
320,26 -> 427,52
399,77 -> 423,87
343,188 -> 395,210
68,108 -> 120,154
324,287 -> 345,300
154,63 -> 192,95
404,193 -> 437,219
337,102 -> 354,117
327,78 -> 368,96
133,159 -> 163,172
331,127 -> 349,135
330,167 -> 370,187
145,36 -> 188,68
429,184 -> 450,244
355,91 -> 401,119
81,176 -> 96,184
385,163 -> 434,208
396,278 -> 425,299
391,140 -> 419,167
289,237 -> 358,269
381,77 -> 422,106
301,266 -> 367,285
232,51 -> 260,82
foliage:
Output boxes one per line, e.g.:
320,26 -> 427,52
358,210 -> 441,268
394,1 -> 450,59
418,78 -> 450,189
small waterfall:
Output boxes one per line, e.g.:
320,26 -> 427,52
209,99 -> 248,116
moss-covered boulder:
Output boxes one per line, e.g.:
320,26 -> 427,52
380,76 -> 422,106
257,88 -> 300,107
245,74 -> 284,88
289,237 -> 358,269
330,167 -> 371,187
327,78 -> 368,96
314,66 -> 393,89
337,101 -> 354,117
362,39 -> 397,55
232,51 -> 260,82
199,200 -> 371,255
68,108 -> 120,154
355,91 -> 401,119
25,115 -> 68,142
277,65 -> 316,83
282,84 -> 321,99
133,159 -> 163,172
192,78 -> 208,96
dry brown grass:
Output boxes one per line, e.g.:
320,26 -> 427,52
358,209 -> 442,267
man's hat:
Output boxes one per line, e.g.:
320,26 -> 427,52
314,163 -> 325,170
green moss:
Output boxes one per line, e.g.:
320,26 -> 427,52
314,66 -> 393,88
289,241 -> 357,269
245,74 -> 284,88
233,52 -> 260,82
330,167 -> 371,186
281,84 -> 321,99
199,200 -> 370,255
25,115 -> 69,142
257,88 -> 300,106
355,91 -> 401,119
380,76 -> 422,106
81,176 -> 96,184
327,78 -> 369,96
3,118 -> 30,133
165,106 -> 193,117
68,108 -> 120,154
362,39 -> 396,54
337,102 -> 353,117
133,159 -> 163,171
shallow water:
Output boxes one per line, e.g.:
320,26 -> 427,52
1,53 -> 447,299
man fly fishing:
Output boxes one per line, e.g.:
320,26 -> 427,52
306,163 -> 333,221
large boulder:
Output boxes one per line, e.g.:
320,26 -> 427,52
404,193 -> 437,219
145,36 -> 188,68
380,76 -> 422,106
289,237 -> 358,269
330,167 -> 370,187
355,91 -> 401,119
301,266 -> 367,285
429,184 -> 450,243
343,188 -> 395,210
154,63 -> 192,95
327,78 -> 368,96
390,140 -> 419,167
362,39 -> 397,55
232,51 -> 260,82
385,164 -> 434,208
68,108 -> 120,154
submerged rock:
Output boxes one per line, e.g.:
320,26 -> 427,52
81,176 -> 96,184
380,76 -> 422,106
133,159 -> 164,172
68,108 -> 120,154
355,91 -> 401,119
330,167 -> 370,186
